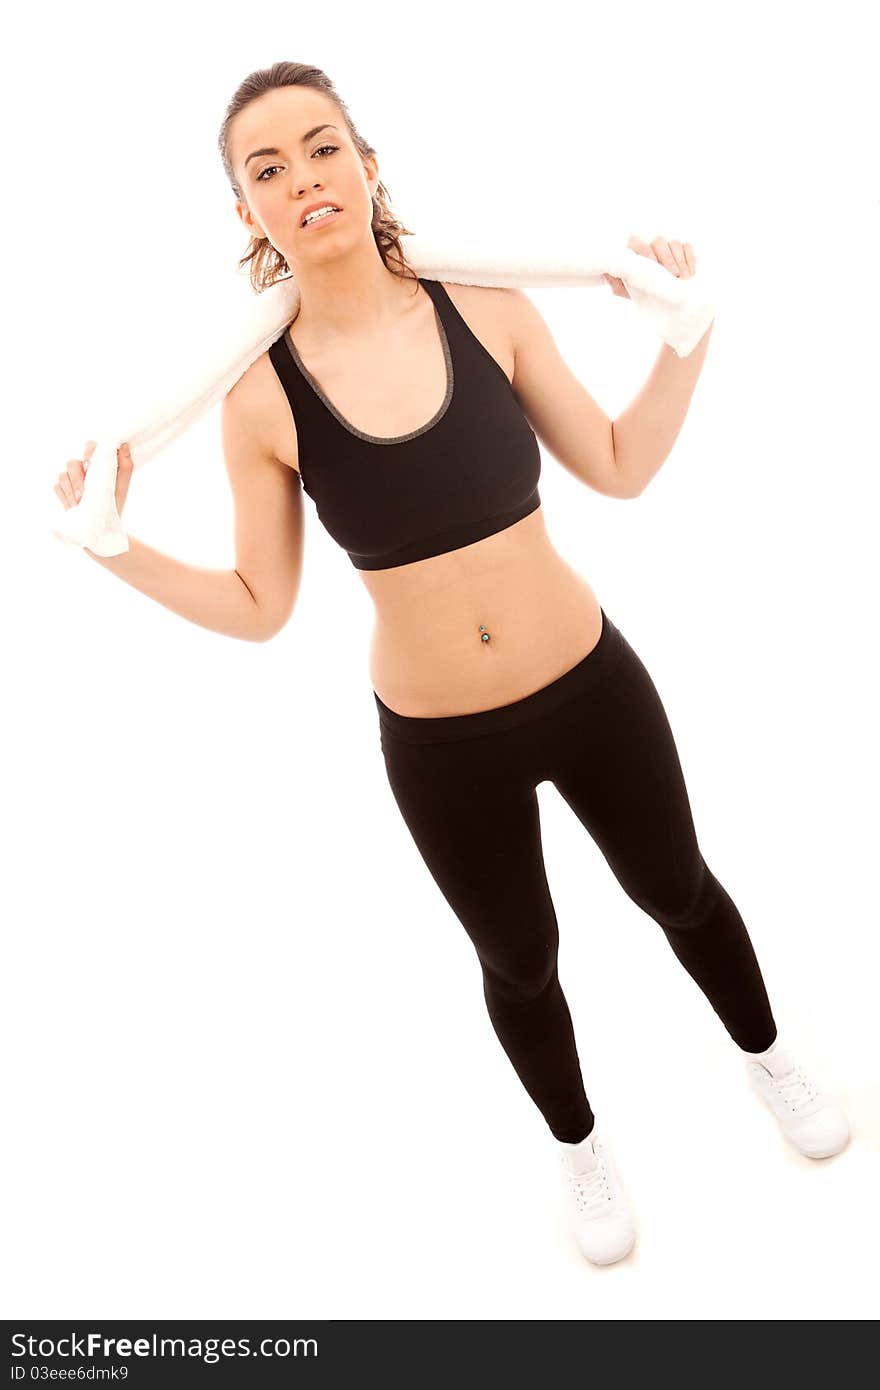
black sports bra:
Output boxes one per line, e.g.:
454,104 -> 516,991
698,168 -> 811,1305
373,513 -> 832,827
266,276 -> 542,571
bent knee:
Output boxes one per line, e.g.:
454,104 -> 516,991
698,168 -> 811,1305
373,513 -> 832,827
654,859 -> 721,930
630,857 -> 720,930
479,932 -> 559,1004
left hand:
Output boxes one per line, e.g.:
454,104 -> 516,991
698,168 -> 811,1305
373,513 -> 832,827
603,235 -> 696,299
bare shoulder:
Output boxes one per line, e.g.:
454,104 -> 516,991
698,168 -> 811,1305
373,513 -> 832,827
453,282 -> 579,398
437,280 -> 516,384
225,347 -> 300,475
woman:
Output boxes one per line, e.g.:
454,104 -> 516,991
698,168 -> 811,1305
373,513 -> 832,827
57,62 -> 849,1268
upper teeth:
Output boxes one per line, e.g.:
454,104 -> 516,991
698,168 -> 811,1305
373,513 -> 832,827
303,206 -> 340,225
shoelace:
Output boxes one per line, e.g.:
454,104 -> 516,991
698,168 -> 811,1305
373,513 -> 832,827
766,1065 -> 820,1114
562,1157 -> 612,1216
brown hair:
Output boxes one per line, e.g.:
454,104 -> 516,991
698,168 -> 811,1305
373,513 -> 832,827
218,60 -> 418,296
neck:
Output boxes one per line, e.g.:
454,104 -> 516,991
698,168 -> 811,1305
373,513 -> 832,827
290,241 -> 419,344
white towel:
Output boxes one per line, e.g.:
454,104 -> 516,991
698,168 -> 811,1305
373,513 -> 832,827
51,229 -> 716,557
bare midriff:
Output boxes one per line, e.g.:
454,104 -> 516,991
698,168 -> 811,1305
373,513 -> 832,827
361,504 -> 602,718
259,277 -> 604,719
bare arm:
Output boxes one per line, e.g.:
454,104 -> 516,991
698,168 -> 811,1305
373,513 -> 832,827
611,323 -> 714,497
502,288 -> 624,498
85,537 -> 272,642
84,363 -> 305,642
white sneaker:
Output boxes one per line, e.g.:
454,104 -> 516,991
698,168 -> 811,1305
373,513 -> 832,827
558,1127 -> 636,1266
744,1041 -> 850,1159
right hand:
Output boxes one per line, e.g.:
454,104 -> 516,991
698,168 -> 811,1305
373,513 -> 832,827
54,440 -> 133,516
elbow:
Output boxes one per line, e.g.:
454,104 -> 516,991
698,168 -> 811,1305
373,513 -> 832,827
239,623 -> 276,643
610,467 -> 643,500
620,478 -> 645,500
609,452 -> 645,499
254,601 -> 296,642
253,616 -> 284,642
609,430 -> 636,499
609,422 -> 646,499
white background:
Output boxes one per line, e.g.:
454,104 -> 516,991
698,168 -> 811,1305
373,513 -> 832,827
4,0 -> 878,1322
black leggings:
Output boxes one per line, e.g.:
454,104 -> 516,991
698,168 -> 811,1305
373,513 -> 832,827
375,608 -> 777,1143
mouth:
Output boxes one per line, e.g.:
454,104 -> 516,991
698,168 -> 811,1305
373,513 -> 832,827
300,206 -> 344,231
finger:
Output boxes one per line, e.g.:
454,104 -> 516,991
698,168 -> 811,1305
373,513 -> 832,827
54,481 -> 71,510
683,242 -> 696,274
669,239 -> 686,273
67,459 -> 86,500
57,473 -> 77,507
651,237 -> 679,274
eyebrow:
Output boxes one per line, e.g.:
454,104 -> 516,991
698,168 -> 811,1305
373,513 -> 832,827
244,124 -> 340,170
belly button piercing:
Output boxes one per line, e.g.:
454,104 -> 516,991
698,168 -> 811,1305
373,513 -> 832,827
478,624 -> 491,643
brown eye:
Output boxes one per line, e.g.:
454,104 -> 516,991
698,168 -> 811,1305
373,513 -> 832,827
257,146 -> 337,181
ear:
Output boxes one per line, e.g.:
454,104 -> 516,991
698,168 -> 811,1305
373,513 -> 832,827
363,153 -> 380,198
235,198 -> 264,239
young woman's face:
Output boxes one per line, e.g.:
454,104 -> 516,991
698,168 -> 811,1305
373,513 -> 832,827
232,87 -> 378,267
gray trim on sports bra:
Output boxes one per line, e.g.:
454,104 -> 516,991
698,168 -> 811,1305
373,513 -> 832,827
282,292 -> 455,446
